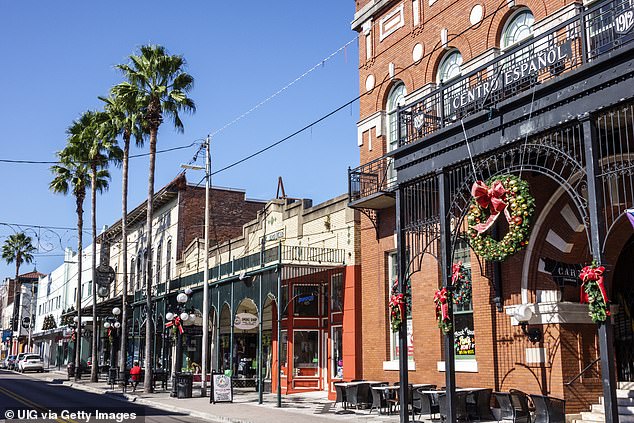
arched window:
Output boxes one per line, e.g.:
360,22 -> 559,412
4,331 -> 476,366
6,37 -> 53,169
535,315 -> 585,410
165,240 -> 172,284
437,49 -> 463,83
130,258 -> 135,289
501,9 -> 534,49
156,243 -> 162,285
387,82 -> 407,182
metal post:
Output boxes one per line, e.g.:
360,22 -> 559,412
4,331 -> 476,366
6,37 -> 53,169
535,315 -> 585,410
438,170 -> 457,423
201,136 -> 211,396
216,290 -> 221,372
395,187 -> 410,423
277,243 -> 282,408
229,283 -> 234,376
258,274 -> 263,404
28,282 -> 35,352
581,115 -> 618,423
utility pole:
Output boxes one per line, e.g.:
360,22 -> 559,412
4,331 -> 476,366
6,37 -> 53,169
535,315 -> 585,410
27,282 -> 35,353
201,136 -> 211,396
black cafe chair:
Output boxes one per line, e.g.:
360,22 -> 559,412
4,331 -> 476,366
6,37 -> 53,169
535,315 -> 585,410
530,394 -> 565,423
439,392 -> 470,422
413,387 -> 440,420
334,384 -> 347,409
494,392 -> 530,423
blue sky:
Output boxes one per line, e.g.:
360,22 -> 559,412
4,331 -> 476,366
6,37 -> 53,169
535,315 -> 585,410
0,1 -> 360,277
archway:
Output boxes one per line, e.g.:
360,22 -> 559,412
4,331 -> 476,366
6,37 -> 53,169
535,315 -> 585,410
233,298 -> 259,381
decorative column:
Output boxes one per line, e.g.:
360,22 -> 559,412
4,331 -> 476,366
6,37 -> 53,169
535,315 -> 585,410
581,114 -> 618,423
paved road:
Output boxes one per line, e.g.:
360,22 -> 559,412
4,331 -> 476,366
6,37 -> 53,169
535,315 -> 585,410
0,370 -> 211,423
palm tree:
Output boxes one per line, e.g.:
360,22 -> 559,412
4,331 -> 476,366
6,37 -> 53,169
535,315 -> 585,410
100,91 -> 145,375
64,110 -> 122,382
2,232 -> 36,354
116,44 -> 195,392
50,148 -> 90,379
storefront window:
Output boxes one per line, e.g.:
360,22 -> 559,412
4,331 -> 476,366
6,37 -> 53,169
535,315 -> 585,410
280,330 -> 288,375
388,252 -> 414,361
453,238 -> 476,359
281,285 -> 288,317
293,285 -> 319,317
293,330 -> 318,377
332,326 -> 343,379
331,273 -> 344,312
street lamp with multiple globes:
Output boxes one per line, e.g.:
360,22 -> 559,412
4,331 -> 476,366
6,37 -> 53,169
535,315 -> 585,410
166,288 -> 192,397
103,307 -> 122,373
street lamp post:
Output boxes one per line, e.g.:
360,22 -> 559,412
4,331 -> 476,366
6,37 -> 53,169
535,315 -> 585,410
103,307 -> 121,374
181,136 -> 211,396
166,289 -> 191,397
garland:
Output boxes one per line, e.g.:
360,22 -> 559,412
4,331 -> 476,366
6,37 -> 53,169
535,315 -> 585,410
165,316 -> 185,336
467,174 -> 535,261
579,262 -> 610,323
434,288 -> 452,334
452,262 -> 472,308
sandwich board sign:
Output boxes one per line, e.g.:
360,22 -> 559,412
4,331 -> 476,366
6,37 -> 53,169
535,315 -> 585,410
210,372 -> 233,403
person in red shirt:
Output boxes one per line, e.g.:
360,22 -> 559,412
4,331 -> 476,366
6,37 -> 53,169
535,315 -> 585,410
130,361 -> 142,392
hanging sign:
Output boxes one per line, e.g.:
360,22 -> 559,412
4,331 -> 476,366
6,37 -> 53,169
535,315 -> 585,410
454,328 -> 476,356
233,313 -> 259,330
448,41 -> 572,112
210,373 -> 233,403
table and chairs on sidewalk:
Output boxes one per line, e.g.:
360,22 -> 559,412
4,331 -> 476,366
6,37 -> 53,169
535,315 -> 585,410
332,382 -> 566,422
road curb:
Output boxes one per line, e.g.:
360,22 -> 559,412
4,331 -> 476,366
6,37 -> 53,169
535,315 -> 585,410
58,380 -> 248,423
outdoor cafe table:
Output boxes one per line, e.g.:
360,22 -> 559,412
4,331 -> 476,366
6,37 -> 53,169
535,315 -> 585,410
334,381 -> 384,410
417,388 -> 490,420
370,384 -> 436,415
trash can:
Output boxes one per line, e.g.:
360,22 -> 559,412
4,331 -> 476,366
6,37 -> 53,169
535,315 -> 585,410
108,368 -> 118,385
175,372 -> 193,399
67,363 -> 75,379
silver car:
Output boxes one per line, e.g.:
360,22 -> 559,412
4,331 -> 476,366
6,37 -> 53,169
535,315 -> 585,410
18,354 -> 44,373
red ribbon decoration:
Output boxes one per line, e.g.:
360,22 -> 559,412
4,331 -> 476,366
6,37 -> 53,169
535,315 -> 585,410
390,293 -> 406,322
451,261 -> 463,284
434,288 -> 450,321
579,265 -> 610,314
471,180 -> 512,233
165,316 -> 184,334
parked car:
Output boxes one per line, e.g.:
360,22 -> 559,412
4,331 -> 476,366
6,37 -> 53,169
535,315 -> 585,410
14,353 -> 27,370
18,354 -> 44,373
2,355 -> 17,370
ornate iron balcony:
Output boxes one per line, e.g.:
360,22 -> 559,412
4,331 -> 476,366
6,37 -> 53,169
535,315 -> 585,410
348,154 -> 396,209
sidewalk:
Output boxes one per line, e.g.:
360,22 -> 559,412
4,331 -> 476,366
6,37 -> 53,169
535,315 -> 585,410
33,370 -> 408,423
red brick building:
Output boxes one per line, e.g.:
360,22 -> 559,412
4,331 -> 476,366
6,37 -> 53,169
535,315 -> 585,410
348,0 -> 634,419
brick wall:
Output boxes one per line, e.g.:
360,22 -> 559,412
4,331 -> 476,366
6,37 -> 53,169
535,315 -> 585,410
177,185 -> 264,261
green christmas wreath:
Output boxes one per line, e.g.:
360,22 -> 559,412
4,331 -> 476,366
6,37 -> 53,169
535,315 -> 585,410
466,174 -> 535,261
451,262 -> 472,308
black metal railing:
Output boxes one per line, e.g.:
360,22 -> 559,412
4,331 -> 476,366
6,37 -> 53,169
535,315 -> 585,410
166,245 -> 346,292
348,154 -> 396,203
347,0 -> 633,206
399,0 -> 632,148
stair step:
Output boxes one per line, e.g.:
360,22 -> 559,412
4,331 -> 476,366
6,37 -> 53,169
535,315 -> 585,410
600,395 -> 634,406
580,411 -> 606,422
592,403 -> 634,414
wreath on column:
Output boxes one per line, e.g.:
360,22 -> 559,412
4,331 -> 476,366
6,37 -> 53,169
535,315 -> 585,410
467,174 -> 535,261
434,288 -> 452,334
389,278 -> 410,332
579,262 -> 610,323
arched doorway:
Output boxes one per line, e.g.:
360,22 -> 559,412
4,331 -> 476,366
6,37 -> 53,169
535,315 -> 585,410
611,235 -> 634,382
218,303 -> 232,372
233,298 -> 259,382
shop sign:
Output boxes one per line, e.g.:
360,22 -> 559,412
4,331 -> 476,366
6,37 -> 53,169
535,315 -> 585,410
263,229 -> 285,243
297,295 -> 315,305
96,264 -> 115,287
234,313 -> 259,330
210,373 -> 233,403
615,7 -> 634,34
454,328 -> 475,356
542,257 -> 582,288
447,41 -> 572,112
1,329 -> 11,343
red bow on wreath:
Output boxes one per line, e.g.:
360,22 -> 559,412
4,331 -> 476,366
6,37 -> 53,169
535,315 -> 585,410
165,316 -> 184,334
389,293 -> 406,321
434,288 -> 450,321
579,264 -> 610,313
471,180 -> 512,234
451,261 -> 463,284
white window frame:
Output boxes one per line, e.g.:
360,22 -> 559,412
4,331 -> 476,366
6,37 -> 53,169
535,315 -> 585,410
501,9 -> 535,50
380,4 -> 405,41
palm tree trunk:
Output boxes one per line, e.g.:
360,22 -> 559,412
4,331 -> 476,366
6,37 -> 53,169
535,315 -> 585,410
11,259 -> 21,355
75,196 -> 84,381
91,166 -> 99,382
144,129 -> 157,392
120,136 -> 130,375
